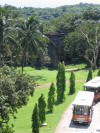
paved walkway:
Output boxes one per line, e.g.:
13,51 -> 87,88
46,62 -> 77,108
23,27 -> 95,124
54,102 -> 100,133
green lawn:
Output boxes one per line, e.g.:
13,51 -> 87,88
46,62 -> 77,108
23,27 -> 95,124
10,81 -> 83,133
17,67 -> 57,84
11,65 -> 99,133
65,63 -> 87,69
17,66 -> 98,85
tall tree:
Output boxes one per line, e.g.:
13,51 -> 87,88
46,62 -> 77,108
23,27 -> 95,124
80,23 -> 100,69
48,82 -> 55,112
38,94 -> 46,124
64,30 -> 87,63
16,15 -> 48,73
69,71 -> 75,95
0,6 -> 19,66
86,68 -> 92,82
32,104 -> 39,133
56,62 -> 66,102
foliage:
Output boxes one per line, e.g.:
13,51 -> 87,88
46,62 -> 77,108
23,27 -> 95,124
69,71 -> 75,94
1,4 -> 100,67
56,62 -> 66,102
79,23 -> 100,69
83,7 -> 100,20
32,103 -> 39,133
38,94 -> 46,124
0,125 -> 14,133
86,68 -> 92,82
64,23 -> 100,67
15,3 -> 100,21
48,82 -> 55,112
97,69 -> 100,76
10,68 -> 88,133
9,66 -> 99,133
0,65 -> 35,131
14,15 -> 48,72
64,29 -> 87,63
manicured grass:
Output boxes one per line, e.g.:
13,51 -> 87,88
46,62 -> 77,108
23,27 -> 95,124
65,63 -> 87,69
17,65 -> 99,85
12,65 -> 99,133
17,67 -> 57,84
10,81 -> 84,133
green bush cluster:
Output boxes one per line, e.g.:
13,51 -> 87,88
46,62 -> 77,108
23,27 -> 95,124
0,65 -> 35,133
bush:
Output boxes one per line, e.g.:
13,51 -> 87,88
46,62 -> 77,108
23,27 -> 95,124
69,71 -> 75,95
56,62 -> 66,102
86,68 -> 92,82
38,94 -> 46,124
48,82 -> 55,112
0,65 -> 35,131
32,104 -> 39,133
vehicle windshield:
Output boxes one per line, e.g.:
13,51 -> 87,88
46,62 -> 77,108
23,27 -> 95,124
86,87 -> 100,93
73,105 -> 90,115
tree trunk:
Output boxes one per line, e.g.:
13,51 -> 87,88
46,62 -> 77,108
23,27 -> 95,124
21,56 -> 25,73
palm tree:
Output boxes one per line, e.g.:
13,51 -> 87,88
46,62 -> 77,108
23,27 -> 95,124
0,7 -> 18,65
16,15 -> 48,72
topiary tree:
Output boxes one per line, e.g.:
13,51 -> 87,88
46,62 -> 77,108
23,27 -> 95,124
56,62 -> 66,102
48,82 -> 55,112
69,71 -> 75,95
32,103 -> 39,133
38,94 -> 46,124
97,69 -> 100,76
86,68 -> 92,82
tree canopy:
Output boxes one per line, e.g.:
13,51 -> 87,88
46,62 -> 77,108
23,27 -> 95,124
0,65 -> 35,131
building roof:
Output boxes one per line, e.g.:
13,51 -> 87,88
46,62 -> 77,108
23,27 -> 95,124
72,91 -> 94,107
84,76 -> 100,88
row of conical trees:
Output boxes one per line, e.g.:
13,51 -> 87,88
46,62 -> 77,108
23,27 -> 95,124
31,62 -> 76,133
31,63 -> 100,133
32,83 -> 55,133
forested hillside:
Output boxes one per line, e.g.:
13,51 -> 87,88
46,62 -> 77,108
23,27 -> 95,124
4,3 -> 100,20
1,3 -> 100,68
18,3 -> 100,20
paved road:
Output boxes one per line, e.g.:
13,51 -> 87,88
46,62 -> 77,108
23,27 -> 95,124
54,102 -> 100,133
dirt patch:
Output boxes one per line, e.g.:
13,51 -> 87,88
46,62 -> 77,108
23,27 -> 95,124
36,80 -> 85,89
66,68 -> 84,72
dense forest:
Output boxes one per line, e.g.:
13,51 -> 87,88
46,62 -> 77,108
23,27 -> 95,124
1,3 -> 100,68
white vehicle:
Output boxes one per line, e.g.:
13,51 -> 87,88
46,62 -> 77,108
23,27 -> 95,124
84,76 -> 100,102
72,91 -> 94,124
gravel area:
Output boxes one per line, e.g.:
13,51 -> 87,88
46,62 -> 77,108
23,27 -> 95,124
54,102 -> 100,133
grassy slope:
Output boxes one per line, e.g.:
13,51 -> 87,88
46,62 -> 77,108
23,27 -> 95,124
12,65 -> 98,133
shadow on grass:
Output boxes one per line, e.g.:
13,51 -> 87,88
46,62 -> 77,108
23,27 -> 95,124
54,100 -> 63,106
46,110 -> 52,114
34,66 -> 57,70
30,75 -> 46,82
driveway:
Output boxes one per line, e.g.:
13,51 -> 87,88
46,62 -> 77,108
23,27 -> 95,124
54,102 -> 100,133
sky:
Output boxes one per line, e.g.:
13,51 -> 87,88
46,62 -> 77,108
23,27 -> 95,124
0,0 -> 100,8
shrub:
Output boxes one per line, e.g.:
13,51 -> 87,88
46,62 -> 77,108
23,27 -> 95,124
86,68 -> 92,82
48,82 -> 55,112
32,104 -> 39,133
56,62 -> 66,102
38,94 -> 46,124
69,71 -> 75,95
